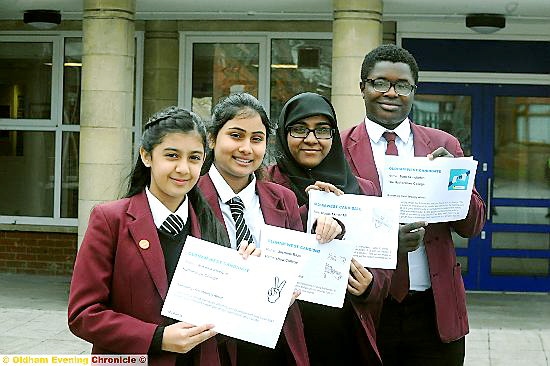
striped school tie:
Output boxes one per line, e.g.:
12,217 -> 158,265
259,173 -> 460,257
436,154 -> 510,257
160,214 -> 185,236
227,196 -> 254,247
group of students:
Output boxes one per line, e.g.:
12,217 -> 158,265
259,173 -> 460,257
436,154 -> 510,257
68,44 -> 486,366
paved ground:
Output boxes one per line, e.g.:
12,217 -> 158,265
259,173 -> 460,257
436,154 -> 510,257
0,273 -> 549,365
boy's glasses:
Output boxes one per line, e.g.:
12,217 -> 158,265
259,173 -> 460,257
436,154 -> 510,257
363,78 -> 417,96
287,126 -> 334,139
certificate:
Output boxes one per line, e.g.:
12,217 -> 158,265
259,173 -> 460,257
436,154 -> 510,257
260,224 -> 354,308
307,190 -> 400,270
382,156 -> 478,223
161,236 -> 301,349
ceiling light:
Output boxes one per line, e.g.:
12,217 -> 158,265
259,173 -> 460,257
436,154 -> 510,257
24,10 -> 61,30
466,14 -> 505,34
271,64 -> 298,69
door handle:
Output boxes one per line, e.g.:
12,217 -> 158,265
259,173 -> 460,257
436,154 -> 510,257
486,177 -> 492,221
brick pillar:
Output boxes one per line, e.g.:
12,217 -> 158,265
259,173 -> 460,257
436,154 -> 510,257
78,0 -> 136,246
331,0 -> 382,130
142,20 -> 179,123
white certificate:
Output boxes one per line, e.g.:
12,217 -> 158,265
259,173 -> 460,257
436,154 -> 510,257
161,236 -> 301,349
260,224 -> 354,308
382,156 -> 478,223
306,190 -> 400,270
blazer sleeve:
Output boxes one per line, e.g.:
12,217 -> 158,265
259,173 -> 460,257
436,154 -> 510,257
360,268 -> 392,320
283,188 -> 305,232
68,204 -> 158,353
357,176 -> 381,197
451,188 -> 486,238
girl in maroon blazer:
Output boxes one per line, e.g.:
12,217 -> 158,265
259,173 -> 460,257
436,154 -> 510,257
68,107 -> 259,366
266,92 -> 393,366
197,93 -> 342,366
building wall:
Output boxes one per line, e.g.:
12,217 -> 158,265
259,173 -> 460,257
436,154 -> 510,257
0,230 -> 76,275
0,16 -> 547,287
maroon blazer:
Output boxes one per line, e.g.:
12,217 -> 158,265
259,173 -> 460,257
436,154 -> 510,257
341,121 -> 486,343
198,174 -> 310,366
266,164 -> 390,365
68,191 -> 226,366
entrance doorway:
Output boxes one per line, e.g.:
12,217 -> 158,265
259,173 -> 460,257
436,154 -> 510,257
413,83 -> 550,292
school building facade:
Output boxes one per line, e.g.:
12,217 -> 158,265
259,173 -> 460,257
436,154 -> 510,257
0,0 -> 548,292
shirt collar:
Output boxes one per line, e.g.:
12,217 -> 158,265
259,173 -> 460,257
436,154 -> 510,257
209,164 -> 257,205
145,186 -> 188,229
364,116 -> 411,144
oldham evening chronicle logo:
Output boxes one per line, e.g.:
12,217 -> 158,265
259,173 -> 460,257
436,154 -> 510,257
448,169 -> 470,190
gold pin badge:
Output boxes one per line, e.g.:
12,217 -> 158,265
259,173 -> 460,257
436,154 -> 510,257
139,239 -> 150,250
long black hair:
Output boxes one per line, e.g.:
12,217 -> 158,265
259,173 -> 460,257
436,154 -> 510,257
206,93 -> 275,178
126,106 -> 230,246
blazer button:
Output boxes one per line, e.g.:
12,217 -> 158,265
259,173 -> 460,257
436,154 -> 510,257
139,239 -> 150,249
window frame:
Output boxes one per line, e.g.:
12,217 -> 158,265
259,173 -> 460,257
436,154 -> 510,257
0,31 -> 144,227
178,31 -> 332,119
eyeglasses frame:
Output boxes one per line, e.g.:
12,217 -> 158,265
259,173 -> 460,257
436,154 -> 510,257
362,78 -> 417,96
287,126 -> 335,140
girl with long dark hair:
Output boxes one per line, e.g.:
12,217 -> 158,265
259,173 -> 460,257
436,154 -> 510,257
198,93 -> 343,365
68,106 -> 252,366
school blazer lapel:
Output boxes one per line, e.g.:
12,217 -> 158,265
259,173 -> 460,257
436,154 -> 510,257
346,125 -> 382,193
410,121 -> 437,157
256,181 -> 287,228
198,174 -> 225,221
197,174 -> 234,245
199,175 -> 288,231
127,192 -> 169,300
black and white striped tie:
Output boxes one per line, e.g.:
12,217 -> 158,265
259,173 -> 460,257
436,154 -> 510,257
228,196 -> 254,247
160,214 -> 185,236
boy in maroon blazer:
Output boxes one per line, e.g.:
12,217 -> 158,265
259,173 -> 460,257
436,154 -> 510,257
341,44 -> 486,366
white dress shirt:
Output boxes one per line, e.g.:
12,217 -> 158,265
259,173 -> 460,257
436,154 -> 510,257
145,186 -> 189,230
208,165 -> 265,249
364,117 -> 431,291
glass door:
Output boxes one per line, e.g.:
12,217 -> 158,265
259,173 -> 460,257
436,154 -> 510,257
414,83 -> 550,292
485,85 -> 550,292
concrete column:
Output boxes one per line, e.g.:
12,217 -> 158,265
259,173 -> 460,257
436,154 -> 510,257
331,0 -> 382,130
78,0 -> 135,246
142,20 -> 179,123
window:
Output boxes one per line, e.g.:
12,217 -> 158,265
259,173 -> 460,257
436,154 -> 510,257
0,34 -> 143,225
0,36 -> 61,224
270,38 -> 332,121
0,41 -> 53,120
0,130 -> 55,216
60,38 -> 82,218
181,34 -> 332,122
190,42 -> 260,120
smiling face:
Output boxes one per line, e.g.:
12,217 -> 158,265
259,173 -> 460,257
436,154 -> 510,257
211,113 -> 267,193
286,115 -> 333,169
362,61 -> 415,130
140,131 -> 204,212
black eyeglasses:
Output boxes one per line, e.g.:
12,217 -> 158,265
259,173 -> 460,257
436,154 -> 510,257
287,125 -> 334,139
363,78 -> 417,96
